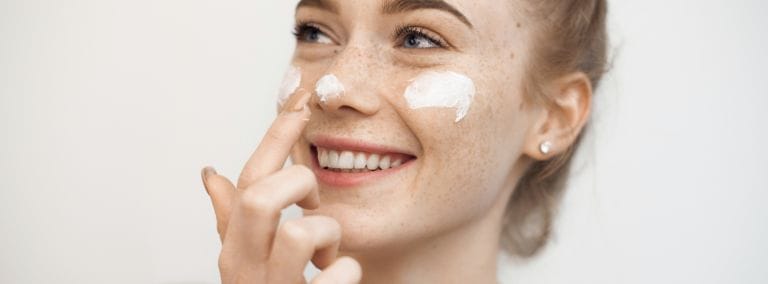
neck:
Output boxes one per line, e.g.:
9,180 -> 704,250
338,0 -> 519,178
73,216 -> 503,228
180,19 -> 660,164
349,196 -> 509,284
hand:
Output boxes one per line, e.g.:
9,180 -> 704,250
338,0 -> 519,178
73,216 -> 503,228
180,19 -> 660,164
200,91 -> 362,284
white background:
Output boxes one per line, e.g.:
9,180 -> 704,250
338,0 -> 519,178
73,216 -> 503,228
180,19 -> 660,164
1,0 -> 767,283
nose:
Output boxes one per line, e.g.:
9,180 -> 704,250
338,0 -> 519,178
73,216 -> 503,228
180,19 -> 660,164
310,44 -> 383,117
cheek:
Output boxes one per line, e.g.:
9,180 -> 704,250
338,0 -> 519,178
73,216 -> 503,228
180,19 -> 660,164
403,71 -> 476,123
405,72 -> 526,221
277,65 -> 302,106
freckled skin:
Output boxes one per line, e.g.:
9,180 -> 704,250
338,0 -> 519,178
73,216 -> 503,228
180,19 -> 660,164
288,0 -> 542,278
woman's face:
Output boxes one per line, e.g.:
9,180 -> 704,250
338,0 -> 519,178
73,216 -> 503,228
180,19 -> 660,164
288,0 -> 539,254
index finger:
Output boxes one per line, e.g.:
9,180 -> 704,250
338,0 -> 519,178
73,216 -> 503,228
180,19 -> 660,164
237,90 -> 312,189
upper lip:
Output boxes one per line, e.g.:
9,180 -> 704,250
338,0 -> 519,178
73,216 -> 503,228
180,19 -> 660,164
308,134 -> 417,157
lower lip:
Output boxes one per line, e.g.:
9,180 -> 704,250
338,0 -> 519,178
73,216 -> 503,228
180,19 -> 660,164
310,152 -> 415,188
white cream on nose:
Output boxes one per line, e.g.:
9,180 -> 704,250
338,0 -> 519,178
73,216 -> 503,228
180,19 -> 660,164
403,71 -> 476,122
277,65 -> 302,106
315,74 -> 345,102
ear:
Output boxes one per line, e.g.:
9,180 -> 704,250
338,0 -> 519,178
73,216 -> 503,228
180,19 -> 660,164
523,72 -> 593,161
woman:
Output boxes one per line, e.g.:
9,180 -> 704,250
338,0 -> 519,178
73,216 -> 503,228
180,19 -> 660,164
201,0 -> 608,282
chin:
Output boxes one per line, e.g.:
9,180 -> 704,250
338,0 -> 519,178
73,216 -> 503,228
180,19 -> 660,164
303,200 -> 418,255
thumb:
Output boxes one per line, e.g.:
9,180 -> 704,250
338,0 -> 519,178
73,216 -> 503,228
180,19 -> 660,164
201,166 -> 236,242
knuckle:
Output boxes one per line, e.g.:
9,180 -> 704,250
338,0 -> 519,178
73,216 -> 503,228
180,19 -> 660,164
312,215 -> 341,232
287,165 -> 317,183
327,218 -> 342,233
278,220 -> 312,246
239,192 -> 278,217
236,173 -> 256,189
289,164 -> 313,176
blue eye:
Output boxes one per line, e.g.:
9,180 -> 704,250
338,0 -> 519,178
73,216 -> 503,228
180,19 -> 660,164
396,26 -> 447,49
403,34 -> 439,49
293,23 -> 333,45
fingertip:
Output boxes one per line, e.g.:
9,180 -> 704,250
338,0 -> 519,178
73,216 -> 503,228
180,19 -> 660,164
281,89 -> 313,116
336,256 -> 363,283
312,256 -> 362,284
293,89 -> 313,112
290,165 -> 320,209
341,256 -> 362,271
208,174 -> 237,196
205,172 -> 237,211
201,166 -> 218,194
289,164 -> 315,178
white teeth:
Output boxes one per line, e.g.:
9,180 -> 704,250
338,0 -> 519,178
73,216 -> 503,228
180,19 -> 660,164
379,156 -> 391,170
316,147 -> 407,171
319,150 -> 329,168
328,150 -> 340,168
354,153 -> 367,169
338,151 -> 355,169
366,154 -> 380,170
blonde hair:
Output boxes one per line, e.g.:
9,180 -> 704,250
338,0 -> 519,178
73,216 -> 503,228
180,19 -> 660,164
501,0 -> 609,257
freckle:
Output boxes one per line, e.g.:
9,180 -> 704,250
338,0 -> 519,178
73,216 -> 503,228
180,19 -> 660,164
510,52 -> 515,60
516,22 -> 522,28
334,49 -> 339,54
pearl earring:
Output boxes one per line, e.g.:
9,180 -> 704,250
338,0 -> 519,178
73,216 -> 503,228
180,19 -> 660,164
539,141 -> 553,155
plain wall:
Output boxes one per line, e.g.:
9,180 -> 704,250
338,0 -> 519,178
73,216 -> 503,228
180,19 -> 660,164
1,0 -> 767,283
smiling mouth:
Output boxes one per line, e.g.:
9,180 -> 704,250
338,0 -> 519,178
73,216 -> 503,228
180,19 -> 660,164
310,145 -> 416,173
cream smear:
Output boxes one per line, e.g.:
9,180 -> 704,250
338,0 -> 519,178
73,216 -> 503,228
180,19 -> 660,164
277,65 -> 302,106
315,74 -> 345,103
403,71 -> 476,122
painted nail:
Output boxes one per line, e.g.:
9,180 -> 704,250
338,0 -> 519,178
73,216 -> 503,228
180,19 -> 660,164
201,166 -> 217,194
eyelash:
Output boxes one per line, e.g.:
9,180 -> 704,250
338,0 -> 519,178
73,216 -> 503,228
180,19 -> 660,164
292,21 -> 327,43
393,25 -> 449,49
292,21 -> 449,49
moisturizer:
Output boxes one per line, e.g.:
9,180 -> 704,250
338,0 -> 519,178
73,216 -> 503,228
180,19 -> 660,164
277,65 -> 302,106
404,71 -> 476,122
315,74 -> 345,102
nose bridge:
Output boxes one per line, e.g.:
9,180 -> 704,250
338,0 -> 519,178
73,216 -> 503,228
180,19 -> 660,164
332,42 -> 383,85
314,41 -> 384,115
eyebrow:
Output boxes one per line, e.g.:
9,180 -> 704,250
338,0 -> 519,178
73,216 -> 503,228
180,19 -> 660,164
296,0 -> 339,14
381,0 -> 473,28
296,0 -> 473,29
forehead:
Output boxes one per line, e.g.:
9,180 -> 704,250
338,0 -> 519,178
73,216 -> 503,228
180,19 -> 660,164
295,0 -> 522,28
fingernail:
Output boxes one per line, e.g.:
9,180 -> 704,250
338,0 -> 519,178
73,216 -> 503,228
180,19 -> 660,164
290,90 -> 311,112
201,166 -> 217,194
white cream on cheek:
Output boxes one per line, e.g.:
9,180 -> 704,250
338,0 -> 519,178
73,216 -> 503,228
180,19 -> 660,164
403,71 -> 476,122
315,74 -> 345,102
277,65 -> 302,106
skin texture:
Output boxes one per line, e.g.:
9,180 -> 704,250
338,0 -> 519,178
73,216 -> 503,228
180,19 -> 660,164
201,0 -> 593,283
